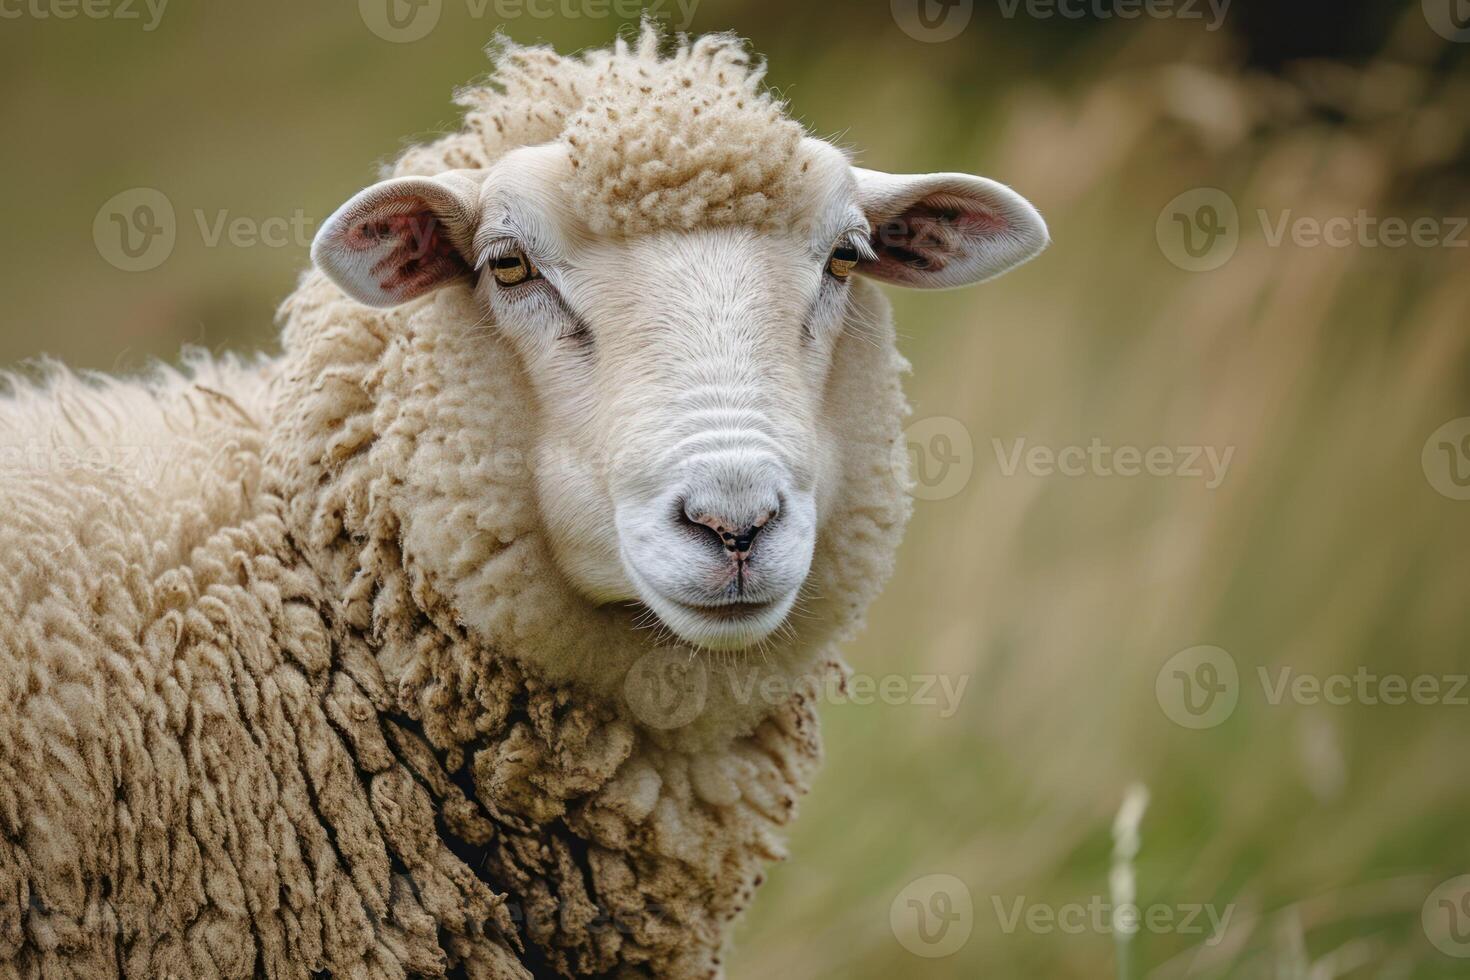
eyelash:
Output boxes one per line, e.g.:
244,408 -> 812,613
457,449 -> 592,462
483,245 -> 592,346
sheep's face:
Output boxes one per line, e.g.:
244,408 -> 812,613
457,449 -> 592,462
313,139 -> 1046,650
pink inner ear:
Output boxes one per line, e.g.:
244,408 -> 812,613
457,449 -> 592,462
868,194 -> 1010,283
345,205 -> 469,300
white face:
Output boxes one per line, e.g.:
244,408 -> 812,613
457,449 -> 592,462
313,138 -> 1047,651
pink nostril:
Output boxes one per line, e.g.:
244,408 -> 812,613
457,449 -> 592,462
681,504 -> 778,560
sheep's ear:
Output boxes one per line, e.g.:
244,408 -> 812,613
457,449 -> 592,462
852,168 -> 1048,289
312,171 -> 485,307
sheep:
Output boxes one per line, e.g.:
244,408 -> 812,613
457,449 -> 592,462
0,25 -> 1046,979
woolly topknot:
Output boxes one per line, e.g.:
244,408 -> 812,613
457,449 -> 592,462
393,24 -> 809,236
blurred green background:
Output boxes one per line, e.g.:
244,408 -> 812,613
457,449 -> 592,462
3,1 -> 1469,977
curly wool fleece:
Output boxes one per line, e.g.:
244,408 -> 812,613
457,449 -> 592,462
0,28 -> 911,980
399,27 -> 809,235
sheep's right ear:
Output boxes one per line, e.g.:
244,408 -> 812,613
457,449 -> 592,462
312,171 -> 485,308
853,168 -> 1048,289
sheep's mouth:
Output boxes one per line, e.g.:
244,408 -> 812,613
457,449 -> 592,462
616,520 -> 812,651
649,592 -> 797,651
665,597 -> 780,622
622,564 -> 799,651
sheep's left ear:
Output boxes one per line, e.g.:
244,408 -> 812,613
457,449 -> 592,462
311,170 -> 485,307
853,168 -> 1048,289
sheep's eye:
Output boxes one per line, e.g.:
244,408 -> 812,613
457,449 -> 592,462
827,243 -> 860,280
491,249 -> 540,287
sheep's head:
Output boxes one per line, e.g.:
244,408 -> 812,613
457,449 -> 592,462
312,137 -> 1044,652
309,28 -> 1045,656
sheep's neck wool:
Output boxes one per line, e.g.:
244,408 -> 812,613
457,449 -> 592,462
0,28 -> 912,980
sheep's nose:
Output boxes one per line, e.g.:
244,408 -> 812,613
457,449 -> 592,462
682,501 -> 779,561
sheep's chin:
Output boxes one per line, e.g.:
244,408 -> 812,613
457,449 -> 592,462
623,565 -> 799,652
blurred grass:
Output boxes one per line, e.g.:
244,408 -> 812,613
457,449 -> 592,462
2,3 -> 1468,978
740,11 -> 1470,979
